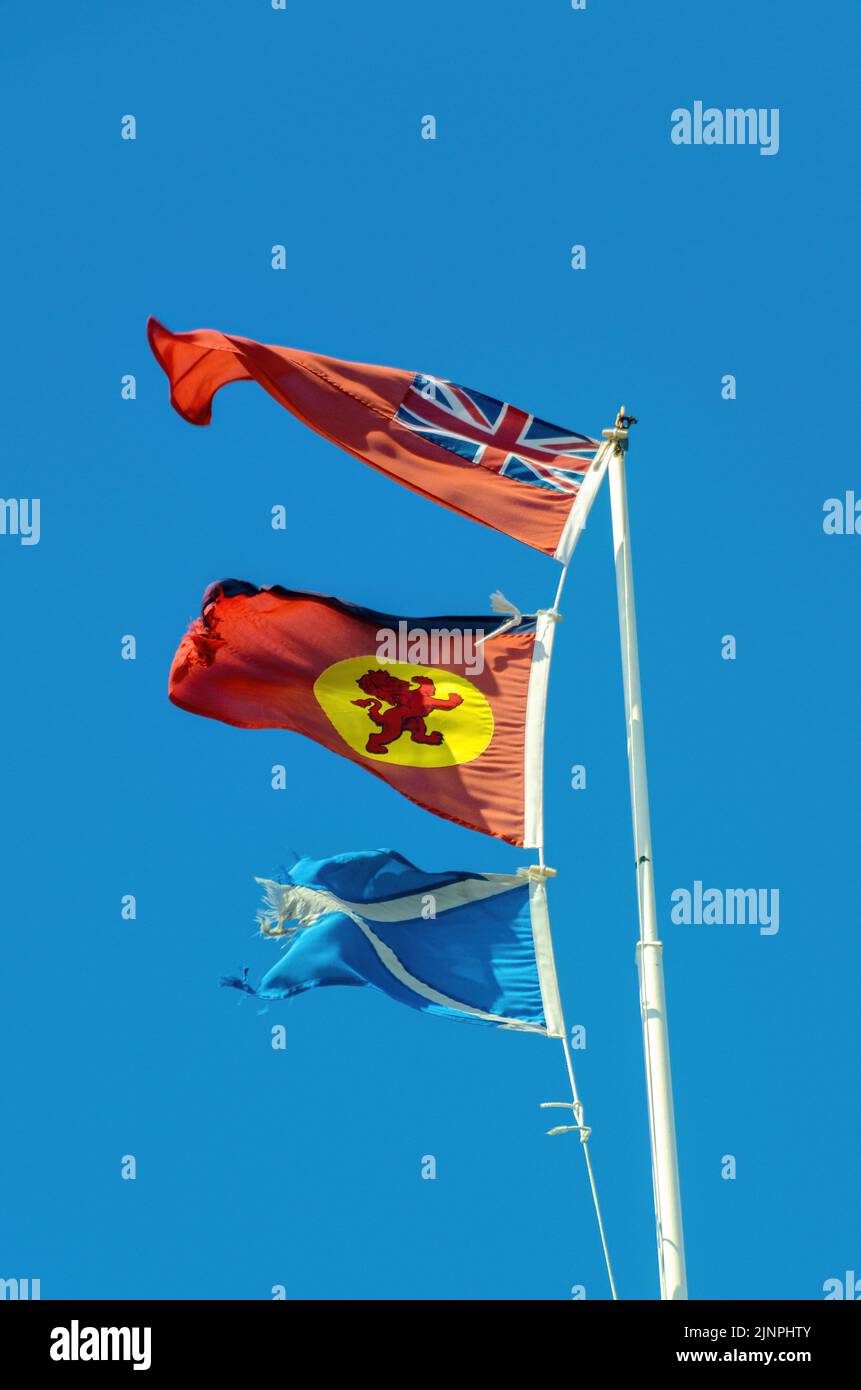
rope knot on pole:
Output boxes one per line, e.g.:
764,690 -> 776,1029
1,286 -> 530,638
540,1101 -> 592,1143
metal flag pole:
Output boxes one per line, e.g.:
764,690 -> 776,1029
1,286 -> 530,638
605,408 -> 688,1301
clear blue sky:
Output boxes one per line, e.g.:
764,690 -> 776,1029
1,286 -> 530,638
2,1 -> 858,1300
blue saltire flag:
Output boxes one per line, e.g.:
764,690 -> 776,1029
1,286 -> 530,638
223,849 -> 565,1037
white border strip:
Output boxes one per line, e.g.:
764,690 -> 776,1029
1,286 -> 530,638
336,873 -> 524,922
554,437 -> 613,565
527,874 -> 565,1039
256,873 -> 524,925
523,610 -> 558,849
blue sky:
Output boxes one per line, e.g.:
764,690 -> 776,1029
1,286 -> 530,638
1,0 -> 858,1300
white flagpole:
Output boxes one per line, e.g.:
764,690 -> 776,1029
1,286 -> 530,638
606,409 -> 688,1301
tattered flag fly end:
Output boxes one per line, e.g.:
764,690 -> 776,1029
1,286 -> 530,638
147,317 -> 603,561
222,849 -> 565,1037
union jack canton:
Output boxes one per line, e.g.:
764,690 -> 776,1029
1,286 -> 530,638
394,374 -> 599,495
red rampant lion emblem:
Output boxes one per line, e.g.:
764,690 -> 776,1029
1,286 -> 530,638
351,669 -> 464,755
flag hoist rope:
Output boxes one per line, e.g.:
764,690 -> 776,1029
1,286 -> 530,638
535,431 -> 620,1301
542,1019 -> 619,1301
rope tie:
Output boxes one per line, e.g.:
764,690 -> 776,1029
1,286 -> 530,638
518,864 -> 557,880
540,1101 -> 592,1143
475,589 -> 522,647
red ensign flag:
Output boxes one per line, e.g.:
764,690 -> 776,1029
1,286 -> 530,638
148,318 -> 604,561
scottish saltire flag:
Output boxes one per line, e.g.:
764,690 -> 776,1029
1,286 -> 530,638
223,849 -> 564,1037
148,318 -> 606,561
169,580 -> 558,846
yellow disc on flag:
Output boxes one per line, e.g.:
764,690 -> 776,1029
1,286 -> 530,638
313,657 -> 494,767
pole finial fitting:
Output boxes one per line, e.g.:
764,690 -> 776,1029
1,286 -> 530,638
602,406 -> 638,449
